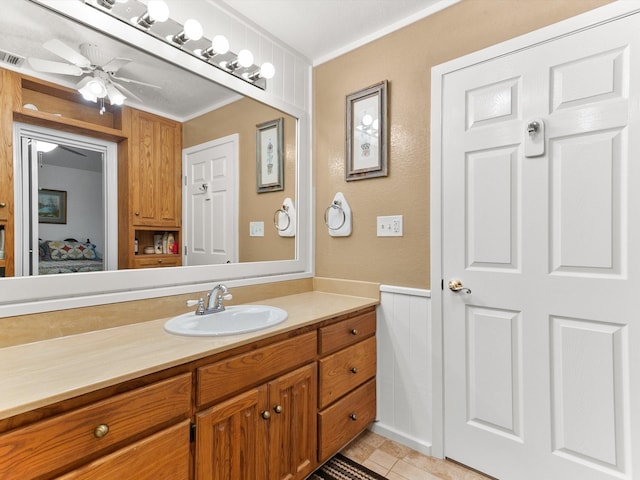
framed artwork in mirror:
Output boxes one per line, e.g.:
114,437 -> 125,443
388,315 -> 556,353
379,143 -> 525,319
345,80 -> 388,181
38,189 -> 67,224
256,117 -> 284,193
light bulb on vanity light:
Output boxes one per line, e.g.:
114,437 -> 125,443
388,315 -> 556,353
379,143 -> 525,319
244,62 -> 276,81
168,18 -> 203,45
238,49 -> 254,68
195,35 -> 230,59
133,0 -> 169,28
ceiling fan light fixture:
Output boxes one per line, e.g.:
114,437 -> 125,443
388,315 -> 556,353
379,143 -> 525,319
168,19 -> 203,45
106,83 -> 126,105
133,0 -> 169,29
77,75 -> 107,102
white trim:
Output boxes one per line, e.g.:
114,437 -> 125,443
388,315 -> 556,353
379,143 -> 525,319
369,423 -> 432,457
379,284 -> 431,298
429,1 -> 640,459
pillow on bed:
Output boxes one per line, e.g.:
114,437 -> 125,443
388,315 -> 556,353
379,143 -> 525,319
39,240 -> 51,261
47,240 -> 98,260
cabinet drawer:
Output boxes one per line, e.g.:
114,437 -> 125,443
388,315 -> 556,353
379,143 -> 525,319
197,331 -> 317,407
317,379 -> 376,462
318,309 -> 376,355
0,373 -> 191,480
133,255 -> 181,268
55,420 -> 191,480
319,336 -> 376,408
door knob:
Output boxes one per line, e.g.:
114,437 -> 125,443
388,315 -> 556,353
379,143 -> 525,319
448,280 -> 471,294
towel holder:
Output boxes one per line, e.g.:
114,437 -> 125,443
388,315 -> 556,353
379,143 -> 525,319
274,197 -> 296,237
325,192 -> 352,236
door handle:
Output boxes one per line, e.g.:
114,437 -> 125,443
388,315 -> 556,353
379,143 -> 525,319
448,280 -> 471,294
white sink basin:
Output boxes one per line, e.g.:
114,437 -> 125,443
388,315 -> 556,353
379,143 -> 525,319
164,305 -> 288,337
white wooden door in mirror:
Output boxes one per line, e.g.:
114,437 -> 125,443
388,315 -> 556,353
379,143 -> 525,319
442,10 -> 640,480
183,135 -> 238,266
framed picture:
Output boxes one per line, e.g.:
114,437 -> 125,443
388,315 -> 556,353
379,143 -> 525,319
256,117 -> 284,193
345,80 -> 388,181
38,189 -> 67,224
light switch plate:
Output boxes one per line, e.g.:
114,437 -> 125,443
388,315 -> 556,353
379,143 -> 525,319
250,221 -> 264,237
377,215 -> 403,237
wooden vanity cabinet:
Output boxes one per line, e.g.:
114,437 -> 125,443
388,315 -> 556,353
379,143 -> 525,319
317,309 -> 377,462
195,333 -> 317,480
0,373 -> 192,480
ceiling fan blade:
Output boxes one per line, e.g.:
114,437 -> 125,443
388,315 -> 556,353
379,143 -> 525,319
59,146 -> 87,157
27,58 -> 84,76
43,39 -> 91,68
110,74 -> 161,89
102,58 -> 131,74
109,81 -> 142,102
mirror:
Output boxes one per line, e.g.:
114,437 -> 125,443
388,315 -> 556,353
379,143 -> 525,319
0,0 -> 311,310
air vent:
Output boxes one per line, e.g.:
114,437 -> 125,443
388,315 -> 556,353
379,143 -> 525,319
0,49 -> 25,67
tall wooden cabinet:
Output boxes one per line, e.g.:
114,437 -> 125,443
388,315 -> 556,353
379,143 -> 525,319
118,108 -> 182,269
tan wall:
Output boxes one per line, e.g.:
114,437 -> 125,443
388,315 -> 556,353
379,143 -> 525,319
183,97 -> 296,262
313,0 -> 613,289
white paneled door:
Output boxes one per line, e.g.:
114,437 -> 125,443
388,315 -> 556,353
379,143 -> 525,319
183,134 -> 238,265
442,12 -> 640,480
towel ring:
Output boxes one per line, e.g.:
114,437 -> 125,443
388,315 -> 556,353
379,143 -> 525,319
324,200 -> 346,230
274,205 -> 291,231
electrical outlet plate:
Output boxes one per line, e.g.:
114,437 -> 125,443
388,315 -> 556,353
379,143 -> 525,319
249,221 -> 264,237
377,215 -> 403,237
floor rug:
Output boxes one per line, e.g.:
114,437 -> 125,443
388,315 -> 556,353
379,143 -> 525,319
309,453 -> 389,480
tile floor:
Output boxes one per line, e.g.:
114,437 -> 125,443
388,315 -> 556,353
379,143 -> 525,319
340,430 -> 494,480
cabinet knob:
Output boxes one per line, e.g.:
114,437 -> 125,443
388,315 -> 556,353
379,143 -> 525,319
134,211 -> 140,216
158,259 -> 163,264
274,405 -> 283,414
93,423 -> 110,438
351,328 -> 359,335
350,367 -> 358,374
261,411 -> 271,420
349,413 -> 357,421
0,202 -> 6,208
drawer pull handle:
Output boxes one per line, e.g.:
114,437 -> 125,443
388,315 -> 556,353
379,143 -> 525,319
93,424 -> 109,438
349,413 -> 357,421
262,411 -> 271,420
274,405 -> 283,414
350,367 -> 358,374
351,329 -> 359,335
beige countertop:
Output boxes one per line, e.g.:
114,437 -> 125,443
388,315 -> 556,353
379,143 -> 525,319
0,291 -> 378,421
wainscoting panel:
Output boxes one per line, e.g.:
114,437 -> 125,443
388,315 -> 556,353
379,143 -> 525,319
372,285 -> 432,455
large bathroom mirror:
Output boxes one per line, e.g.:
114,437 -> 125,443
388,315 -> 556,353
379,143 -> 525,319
0,0 -> 311,312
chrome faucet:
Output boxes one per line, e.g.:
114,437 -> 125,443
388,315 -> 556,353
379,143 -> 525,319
205,284 -> 232,314
187,284 -> 233,315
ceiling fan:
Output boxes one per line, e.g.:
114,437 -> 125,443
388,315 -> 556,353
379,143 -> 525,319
27,39 -> 160,106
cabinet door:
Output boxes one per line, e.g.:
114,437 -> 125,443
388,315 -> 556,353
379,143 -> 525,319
195,386 -> 269,480
268,363 -> 317,480
130,111 -> 181,227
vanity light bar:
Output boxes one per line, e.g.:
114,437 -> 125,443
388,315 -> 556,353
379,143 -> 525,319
83,0 -> 274,90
